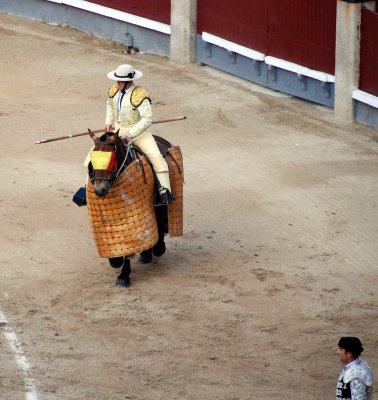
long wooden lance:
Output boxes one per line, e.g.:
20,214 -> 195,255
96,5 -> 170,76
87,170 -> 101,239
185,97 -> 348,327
35,115 -> 186,144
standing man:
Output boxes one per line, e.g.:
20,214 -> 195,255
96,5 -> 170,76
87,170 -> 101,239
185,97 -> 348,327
336,336 -> 373,400
104,63 -> 172,204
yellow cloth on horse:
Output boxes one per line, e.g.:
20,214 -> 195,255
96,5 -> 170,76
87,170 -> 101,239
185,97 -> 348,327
83,124 -> 133,168
90,151 -> 112,170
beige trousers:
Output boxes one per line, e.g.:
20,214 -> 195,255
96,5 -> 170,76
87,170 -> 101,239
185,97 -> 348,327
133,131 -> 171,192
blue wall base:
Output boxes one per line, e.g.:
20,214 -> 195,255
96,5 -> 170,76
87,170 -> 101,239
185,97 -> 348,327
197,35 -> 335,108
197,35 -> 267,87
355,101 -> 378,131
0,0 -> 170,56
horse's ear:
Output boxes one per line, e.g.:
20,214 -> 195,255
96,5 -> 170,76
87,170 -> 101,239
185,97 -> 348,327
88,129 -> 96,141
115,129 -> 120,137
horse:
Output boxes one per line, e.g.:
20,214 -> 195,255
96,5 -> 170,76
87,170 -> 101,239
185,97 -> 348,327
85,130 -> 183,287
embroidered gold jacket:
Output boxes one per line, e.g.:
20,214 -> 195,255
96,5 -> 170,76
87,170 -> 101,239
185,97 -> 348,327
105,84 -> 152,138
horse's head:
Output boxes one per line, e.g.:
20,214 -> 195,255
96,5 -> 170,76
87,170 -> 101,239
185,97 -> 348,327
88,129 -> 128,197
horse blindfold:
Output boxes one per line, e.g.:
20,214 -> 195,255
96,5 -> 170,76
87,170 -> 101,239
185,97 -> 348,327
90,150 -> 117,171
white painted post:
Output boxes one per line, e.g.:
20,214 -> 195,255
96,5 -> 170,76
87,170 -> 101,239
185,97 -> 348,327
334,0 -> 375,123
170,0 -> 197,63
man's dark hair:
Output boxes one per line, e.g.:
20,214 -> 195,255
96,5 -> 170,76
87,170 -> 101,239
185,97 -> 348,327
338,336 -> 364,359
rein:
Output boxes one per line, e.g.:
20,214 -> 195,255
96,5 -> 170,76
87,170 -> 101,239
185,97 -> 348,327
115,141 -> 135,180
120,142 -> 147,184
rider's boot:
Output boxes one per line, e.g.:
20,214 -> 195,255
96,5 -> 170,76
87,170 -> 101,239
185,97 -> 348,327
159,188 -> 174,205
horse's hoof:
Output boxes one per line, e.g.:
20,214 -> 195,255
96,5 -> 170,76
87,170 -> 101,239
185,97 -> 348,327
109,256 -> 124,269
115,278 -> 131,287
138,252 -> 153,264
153,242 -> 166,257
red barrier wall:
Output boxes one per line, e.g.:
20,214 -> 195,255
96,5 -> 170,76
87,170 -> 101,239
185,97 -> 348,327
197,1 -> 268,53
89,0 -> 171,24
359,8 -> 378,96
198,0 -> 336,75
267,0 -> 336,74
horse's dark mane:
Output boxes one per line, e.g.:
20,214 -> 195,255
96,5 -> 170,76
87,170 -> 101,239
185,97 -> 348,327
99,132 -> 116,142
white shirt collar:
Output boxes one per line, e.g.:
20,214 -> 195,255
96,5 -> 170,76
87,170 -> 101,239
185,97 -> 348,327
344,358 -> 360,370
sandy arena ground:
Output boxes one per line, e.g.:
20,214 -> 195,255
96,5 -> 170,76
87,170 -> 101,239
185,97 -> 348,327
0,13 -> 377,400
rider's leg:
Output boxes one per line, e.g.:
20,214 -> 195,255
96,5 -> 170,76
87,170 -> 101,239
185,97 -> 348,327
132,132 -> 172,203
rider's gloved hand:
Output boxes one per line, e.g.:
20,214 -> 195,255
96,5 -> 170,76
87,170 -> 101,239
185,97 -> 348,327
104,124 -> 113,132
122,131 -> 133,142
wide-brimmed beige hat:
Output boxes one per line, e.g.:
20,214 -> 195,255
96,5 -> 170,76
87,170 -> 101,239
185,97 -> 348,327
107,64 -> 143,81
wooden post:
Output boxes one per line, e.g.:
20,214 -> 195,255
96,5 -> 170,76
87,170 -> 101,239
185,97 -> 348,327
334,0 -> 376,123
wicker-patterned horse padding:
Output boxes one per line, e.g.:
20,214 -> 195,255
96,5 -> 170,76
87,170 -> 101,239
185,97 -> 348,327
166,145 -> 184,237
86,156 -> 158,258
86,146 -> 183,258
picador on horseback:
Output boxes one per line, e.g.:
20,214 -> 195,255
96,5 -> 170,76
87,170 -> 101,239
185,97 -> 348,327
81,64 -> 184,287
104,64 -> 173,205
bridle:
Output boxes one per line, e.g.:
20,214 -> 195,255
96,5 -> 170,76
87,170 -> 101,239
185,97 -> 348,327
88,134 -> 138,186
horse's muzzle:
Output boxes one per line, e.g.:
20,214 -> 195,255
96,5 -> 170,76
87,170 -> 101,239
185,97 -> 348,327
94,181 -> 110,197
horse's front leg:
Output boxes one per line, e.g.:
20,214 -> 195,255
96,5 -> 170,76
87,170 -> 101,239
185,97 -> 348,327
109,256 -> 124,268
115,258 -> 131,287
138,228 -> 166,264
